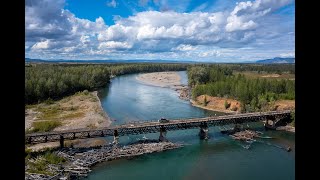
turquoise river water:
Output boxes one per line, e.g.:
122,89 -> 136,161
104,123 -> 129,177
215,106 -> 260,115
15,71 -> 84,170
87,71 -> 295,180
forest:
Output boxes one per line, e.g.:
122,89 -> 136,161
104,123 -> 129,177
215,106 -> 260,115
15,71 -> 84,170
187,65 -> 295,112
218,63 -> 295,74
25,63 -> 188,104
25,62 -> 294,109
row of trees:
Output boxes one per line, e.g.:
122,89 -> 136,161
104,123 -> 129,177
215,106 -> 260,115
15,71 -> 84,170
188,65 -> 295,112
25,63 -> 188,104
218,63 -> 295,74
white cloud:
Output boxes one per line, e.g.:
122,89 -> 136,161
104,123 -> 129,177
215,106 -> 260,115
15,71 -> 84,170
279,52 -> 295,58
25,0 -> 294,61
31,40 -> 50,50
174,44 -> 196,51
199,50 -> 220,57
106,0 -> 117,8
98,41 -> 132,49
226,0 -> 292,32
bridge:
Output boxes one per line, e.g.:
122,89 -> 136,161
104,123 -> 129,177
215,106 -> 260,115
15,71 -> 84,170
25,110 -> 291,147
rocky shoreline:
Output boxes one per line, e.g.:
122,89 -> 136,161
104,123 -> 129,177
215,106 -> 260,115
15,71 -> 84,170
25,141 -> 183,179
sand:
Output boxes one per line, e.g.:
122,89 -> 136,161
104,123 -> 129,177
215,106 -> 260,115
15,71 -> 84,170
25,91 -> 112,151
25,91 -> 111,131
136,71 -> 183,88
191,95 -> 241,114
136,71 -> 190,100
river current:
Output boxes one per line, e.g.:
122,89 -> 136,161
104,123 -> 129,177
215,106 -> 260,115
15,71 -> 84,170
88,71 -> 295,180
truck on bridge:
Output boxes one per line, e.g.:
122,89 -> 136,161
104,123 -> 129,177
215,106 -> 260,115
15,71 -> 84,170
158,117 -> 170,123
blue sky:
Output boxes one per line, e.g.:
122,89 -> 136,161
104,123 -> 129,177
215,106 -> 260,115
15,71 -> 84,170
25,0 -> 295,62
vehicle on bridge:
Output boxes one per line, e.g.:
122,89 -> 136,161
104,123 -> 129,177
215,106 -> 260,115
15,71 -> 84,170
158,117 -> 169,123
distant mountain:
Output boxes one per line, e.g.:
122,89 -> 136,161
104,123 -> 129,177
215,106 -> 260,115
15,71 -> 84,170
25,57 -> 295,64
255,57 -> 295,64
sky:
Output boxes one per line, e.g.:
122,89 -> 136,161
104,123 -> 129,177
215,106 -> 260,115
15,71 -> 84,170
25,0 -> 295,62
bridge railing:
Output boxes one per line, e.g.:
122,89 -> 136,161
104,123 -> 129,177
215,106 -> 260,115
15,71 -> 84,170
25,110 -> 292,140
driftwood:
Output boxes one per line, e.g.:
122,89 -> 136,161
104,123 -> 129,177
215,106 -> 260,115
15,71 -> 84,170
229,130 -> 261,141
228,129 -> 292,152
26,141 -> 183,180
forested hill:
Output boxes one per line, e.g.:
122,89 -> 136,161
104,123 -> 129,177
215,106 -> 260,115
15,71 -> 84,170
256,57 -> 295,64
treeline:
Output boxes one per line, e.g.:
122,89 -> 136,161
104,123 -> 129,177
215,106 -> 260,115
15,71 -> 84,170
220,63 -> 295,74
188,65 -> 295,112
25,63 -> 188,104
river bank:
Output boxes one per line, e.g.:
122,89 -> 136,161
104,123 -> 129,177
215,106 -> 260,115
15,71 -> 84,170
25,91 -> 112,151
136,71 -> 182,88
136,71 -> 190,100
25,91 -> 111,131
190,95 -> 241,114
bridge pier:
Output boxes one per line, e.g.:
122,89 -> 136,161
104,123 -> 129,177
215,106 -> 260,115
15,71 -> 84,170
159,126 -> 168,142
264,119 -> 276,130
113,130 -> 119,145
59,135 -> 64,149
233,124 -> 242,132
199,122 -> 209,140
27,137 -> 31,144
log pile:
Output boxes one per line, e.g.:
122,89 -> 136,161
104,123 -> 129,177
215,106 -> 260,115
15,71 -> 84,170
26,141 -> 183,179
63,141 -> 183,178
229,130 -> 262,141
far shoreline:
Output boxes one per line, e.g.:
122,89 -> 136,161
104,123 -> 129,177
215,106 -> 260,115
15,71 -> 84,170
190,99 -> 236,114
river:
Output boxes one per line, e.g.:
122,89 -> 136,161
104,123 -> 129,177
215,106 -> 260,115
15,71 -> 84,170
89,71 -> 295,180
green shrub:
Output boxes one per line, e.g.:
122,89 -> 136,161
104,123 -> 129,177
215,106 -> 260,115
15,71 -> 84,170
231,105 -> 238,111
26,151 -> 65,176
44,98 -> 54,105
203,96 -> 208,106
83,90 -> 89,95
224,100 -> 231,109
44,152 -> 65,164
31,120 -> 62,133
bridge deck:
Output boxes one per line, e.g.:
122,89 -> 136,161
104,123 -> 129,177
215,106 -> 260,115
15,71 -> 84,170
25,110 -> 291,144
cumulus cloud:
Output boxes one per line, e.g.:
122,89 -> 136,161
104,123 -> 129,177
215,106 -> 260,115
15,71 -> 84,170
25,0 -> 72,41
106,0 -> 117,8
226,0 -> 292,32
173,44 -> 197,51
98,41 -> 132,50
26,0 -> 108,55
31,40 -> 50,50
25,0 -> 294,61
